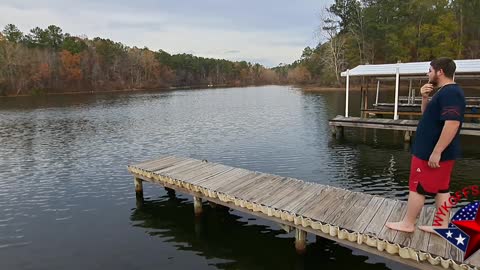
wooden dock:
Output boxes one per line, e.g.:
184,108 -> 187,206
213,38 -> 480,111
329,116 -> 480,139
128,155 -> 480,270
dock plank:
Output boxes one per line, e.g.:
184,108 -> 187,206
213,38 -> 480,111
283,184 -> 327,213
394,206 -> 435,252
183,165 -> 235,184
238,175 -> 287,202
322,191 -> 363,225
266,180 -> 314,209
363,199 -> 397,236
377,201 -> 408,243
250,177 -> 305,205
294,186 -> 338,216
304,188 -> 351,221
141,156 -> 184,171
182,164 -> 230,180
427,233 -> 448,259
200,169 -> 252,189
348,196 -> 385,232
333,193 -> 374,229
133,155 -> 173,169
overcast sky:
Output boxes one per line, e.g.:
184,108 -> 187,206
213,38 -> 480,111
0,0 -> 334,67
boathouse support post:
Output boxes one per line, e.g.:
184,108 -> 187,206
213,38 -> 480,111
363,81 -> 369,110
360,87 -> 364,118
194,196 -> 203,216
394,66 -> 400,120
345,69 -> 350,117
336,126 -> 344,138
404,131 -> 412,142
411,90 -> 416,110
295,228 -> 307,254
408,80 -> 413,104
331,125 -> 344,138
375,80 -> 380,105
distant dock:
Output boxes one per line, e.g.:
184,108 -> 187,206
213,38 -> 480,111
329,115 -> 480,142
128,155 -> 480,270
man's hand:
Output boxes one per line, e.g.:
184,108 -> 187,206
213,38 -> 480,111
421,83 -> 434,98
428,151 -> 441,168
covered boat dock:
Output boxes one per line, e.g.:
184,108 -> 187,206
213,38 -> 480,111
329,59 -> 480,140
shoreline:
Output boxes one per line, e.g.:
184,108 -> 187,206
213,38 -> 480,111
5,83 -> 476,98
0,83 -> 265,98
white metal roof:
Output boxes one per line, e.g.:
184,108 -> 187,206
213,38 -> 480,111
340,59 -> 480,77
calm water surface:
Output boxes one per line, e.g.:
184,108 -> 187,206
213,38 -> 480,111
1,85 -> 479,270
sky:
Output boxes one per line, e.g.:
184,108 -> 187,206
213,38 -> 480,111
0,0 -> 334,67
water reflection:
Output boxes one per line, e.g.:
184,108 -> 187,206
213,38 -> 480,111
131,195 -> 408,270
0,86 -> 479,269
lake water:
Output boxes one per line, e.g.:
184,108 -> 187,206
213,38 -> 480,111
1,85 -> 479,270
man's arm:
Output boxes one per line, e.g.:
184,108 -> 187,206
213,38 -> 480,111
428,120 -> 460,168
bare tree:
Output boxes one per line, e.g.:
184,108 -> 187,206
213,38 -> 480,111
318,8 -> 346,86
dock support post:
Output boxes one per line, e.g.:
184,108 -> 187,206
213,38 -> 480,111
134,177 -> 143,208
194,196 -> 203,217
134,177 -> 143,198
404,131 -> 412,142
295,228 -> 307,254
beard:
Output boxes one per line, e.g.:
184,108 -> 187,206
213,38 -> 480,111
429,74 -> 439,87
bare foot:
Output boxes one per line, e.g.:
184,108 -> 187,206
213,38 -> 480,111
385,221 -> 415,233
418,225 -> 446,234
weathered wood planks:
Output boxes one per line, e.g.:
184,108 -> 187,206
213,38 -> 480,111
128,155 -> 476,270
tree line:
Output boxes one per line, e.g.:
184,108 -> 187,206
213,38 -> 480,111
2,1 -> 479,95
0,24 -> 277,96
281,0 -> 480,86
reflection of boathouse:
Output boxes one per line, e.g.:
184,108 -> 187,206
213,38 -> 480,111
329,59 -> 480,139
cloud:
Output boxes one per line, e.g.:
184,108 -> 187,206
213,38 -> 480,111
0,0 -> 333,66
224,50 -> 240,54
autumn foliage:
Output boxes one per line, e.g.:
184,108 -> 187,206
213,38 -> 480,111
60,50 -> 82,81
0,24 -> 279,96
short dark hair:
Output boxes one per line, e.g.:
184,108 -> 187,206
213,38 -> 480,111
430,57 -> 456,78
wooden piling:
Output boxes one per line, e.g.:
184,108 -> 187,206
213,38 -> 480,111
134,177 -> 143,197
295,228 -> 307,254
194,196 -> 203,216
404,130 -> 412,142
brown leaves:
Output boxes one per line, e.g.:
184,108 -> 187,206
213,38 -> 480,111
60,49 -> 82,81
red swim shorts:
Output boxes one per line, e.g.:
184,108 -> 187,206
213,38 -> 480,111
409,155 -> 455,196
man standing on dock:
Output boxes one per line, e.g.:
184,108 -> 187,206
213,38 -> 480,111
386,57 -> 466,233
